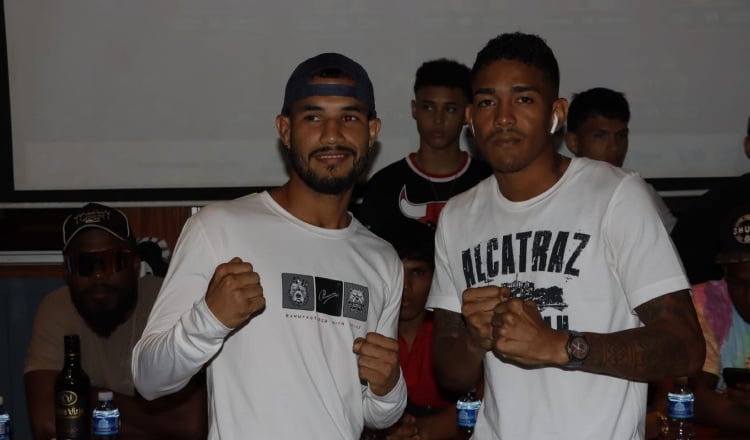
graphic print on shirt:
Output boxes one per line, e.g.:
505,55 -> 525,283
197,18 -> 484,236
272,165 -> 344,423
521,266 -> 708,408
460,230 -> 591,330
281,273 -> 369,321
398,186 -> 447,227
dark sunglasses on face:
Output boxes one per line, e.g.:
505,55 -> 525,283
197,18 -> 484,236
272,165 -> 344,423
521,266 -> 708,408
64,248 -> 134,277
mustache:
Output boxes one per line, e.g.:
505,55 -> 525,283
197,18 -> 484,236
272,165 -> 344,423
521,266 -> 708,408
81,283 -> 124,296
307,145 -> 357,161
485,127 -> 526,142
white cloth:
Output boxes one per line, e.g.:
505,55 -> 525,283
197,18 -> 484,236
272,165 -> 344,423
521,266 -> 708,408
132,191 -> 406,440
426,157 -> 689,440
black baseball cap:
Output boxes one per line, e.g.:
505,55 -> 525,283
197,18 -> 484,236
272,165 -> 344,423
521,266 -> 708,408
62,203 -> 134,251
280,52 -> 376,119
715,203 -> 750,265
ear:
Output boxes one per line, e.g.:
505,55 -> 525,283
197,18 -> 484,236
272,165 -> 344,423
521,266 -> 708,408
411,99 -> 417,121
368,118 -> 382,148
565,131 -> 579,155
465,105 -> 474,136
276,114 -> 291,149
550,98 -> 568,135
744,135 -> 750,159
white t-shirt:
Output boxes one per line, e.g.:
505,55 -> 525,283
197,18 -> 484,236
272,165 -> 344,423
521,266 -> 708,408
426,157 -> 689,440
132,191 -> 406,440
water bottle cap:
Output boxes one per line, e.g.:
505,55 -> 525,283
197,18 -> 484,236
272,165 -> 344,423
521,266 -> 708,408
98,391 -> 114,401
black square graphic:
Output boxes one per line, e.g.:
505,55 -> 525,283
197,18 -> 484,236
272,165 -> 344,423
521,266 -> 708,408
315,277 -> 343,316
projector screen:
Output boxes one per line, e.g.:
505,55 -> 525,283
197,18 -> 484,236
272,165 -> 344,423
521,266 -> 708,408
2,0 -> 749,204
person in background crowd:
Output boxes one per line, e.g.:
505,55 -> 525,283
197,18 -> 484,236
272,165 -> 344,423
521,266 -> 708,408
356,58 -> 491,231
564,87 -> 676,232
648,203 -> 750,439
365,220 -> 464,440
132,53 -> 406,439
25,202 -> 207,440
671,115 -> 750,284
426,32 -> 704,439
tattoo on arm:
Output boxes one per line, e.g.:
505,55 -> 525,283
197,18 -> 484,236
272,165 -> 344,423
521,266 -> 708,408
583,290 -> 703,381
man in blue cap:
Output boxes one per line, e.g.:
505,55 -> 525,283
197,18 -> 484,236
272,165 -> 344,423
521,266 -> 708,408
133,53 -> 407,439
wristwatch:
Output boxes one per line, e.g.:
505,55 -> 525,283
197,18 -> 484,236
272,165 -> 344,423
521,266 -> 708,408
564,330 -> 590,368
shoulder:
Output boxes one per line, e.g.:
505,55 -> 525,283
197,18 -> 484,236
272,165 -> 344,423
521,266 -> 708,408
37,284 -> 74,314
368,157 -> 410,182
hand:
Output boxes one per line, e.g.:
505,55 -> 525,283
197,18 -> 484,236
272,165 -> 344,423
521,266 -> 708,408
385,414 -> 424,440
353,332 -> 400,396
461,286 -> 510,351
205,257 -> 265,328
491,297 -> 567,365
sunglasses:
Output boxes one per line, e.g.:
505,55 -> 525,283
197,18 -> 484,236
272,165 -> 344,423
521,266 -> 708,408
64,248 -> 134,277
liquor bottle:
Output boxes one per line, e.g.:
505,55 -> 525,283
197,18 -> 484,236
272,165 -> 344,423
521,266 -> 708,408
665,377 -> 696,440
456,388 -> 481,438
55,334 -> 91,440
92,390 -> 120,439
0,395 -> 11,440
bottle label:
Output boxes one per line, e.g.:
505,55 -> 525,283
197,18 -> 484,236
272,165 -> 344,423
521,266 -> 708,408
667,392 -> 694,419
0,419 -> 10,440
93,414 -> 120,435
456,401 -> 481,428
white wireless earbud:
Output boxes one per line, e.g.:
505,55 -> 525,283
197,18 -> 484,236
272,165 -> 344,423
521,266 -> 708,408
550,114 -> 559,134
469,123 -> 475,136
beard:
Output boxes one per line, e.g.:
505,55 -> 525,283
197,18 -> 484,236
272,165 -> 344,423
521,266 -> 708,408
289,145 -> 371,195
71,282 -> 137,338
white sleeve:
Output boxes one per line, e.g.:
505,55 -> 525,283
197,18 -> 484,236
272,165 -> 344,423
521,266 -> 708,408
606,174 -> 690,310
646,183 -> 677,233
362,254 -> 407,428
425,216 -> 462,313
131,215 -> 232,400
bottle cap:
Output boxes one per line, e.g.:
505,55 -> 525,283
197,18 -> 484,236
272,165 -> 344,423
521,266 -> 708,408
98,391 -> 114,401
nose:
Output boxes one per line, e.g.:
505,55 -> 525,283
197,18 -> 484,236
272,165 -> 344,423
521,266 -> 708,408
433,109 -> 444,125
321,118 -> 344,145
493,103 -> 514,128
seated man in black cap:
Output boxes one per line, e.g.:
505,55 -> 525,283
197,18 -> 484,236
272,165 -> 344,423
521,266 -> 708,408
24,202 -> 207,440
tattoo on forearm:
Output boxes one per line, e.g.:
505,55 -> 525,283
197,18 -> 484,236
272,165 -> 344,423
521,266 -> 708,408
584,291 -> 700,381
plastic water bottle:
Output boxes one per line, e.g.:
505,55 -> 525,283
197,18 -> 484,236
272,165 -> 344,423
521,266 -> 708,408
91,391 -> 120,439
456,388 -> 481,438
666,377 -> 696,440
0,395 -> 11,440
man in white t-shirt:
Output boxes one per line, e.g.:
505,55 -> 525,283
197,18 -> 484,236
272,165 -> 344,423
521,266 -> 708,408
132,53 -> 406,439
426,32 -> 705,439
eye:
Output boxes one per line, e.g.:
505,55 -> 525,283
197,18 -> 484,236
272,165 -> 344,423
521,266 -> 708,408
422,103 -> 434,111
476,99 -> 494,108
516,96 -> 534,104
303,114 -> 320,121
342,114 -> 359,122
445,105 -> 458,113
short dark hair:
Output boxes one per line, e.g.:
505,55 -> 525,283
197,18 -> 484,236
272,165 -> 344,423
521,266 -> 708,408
567,87 -> 631,133
414,59 -> 472,102
376,220 -> 435,265
472,32 -> 560,97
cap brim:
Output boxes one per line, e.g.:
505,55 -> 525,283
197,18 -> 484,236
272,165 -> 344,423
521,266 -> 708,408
715,250 -> 750,265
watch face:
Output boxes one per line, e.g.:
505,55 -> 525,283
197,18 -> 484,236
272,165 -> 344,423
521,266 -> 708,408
569,336 -> 589,361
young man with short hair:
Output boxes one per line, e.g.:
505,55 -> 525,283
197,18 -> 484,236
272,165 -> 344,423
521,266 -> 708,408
427,32 -> 705,439
132,53 -> 406,439
565,87 -> 676,232
357,58 -> 491,232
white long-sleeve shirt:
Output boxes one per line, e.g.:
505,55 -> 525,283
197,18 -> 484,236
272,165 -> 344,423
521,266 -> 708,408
132,192 -> 406,439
